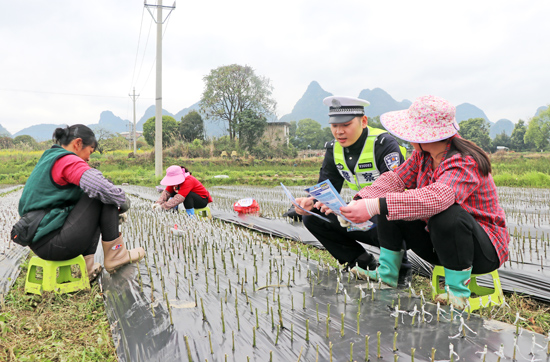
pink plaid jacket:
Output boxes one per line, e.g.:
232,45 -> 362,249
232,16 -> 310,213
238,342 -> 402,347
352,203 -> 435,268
355,144 -> 509,266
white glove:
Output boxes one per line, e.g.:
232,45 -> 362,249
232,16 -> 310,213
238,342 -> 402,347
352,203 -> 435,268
152,203 -> 162,211
337,200 -> 356,227
337,215 -> 351,228
118,212 -> 128,223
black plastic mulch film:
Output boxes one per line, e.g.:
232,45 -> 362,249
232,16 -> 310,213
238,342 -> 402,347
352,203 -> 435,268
1,185 -> 549,361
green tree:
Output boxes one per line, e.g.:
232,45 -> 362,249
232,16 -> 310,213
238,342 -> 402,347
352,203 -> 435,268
200,64 -> 276,140
289,121 -> 297,143
293,118 -> 327,150
509,120 -> 527,151
0,136 -> 14,149
458,118 -> 491,152
102,135 -> 128,152
524,109 -> 550,151
143,115 -> 179,148
179,111 -> 205,142
235,109 -> 267,150
13,135 -> 37,148
90,127 -> 115,154
368,115 -> 384,130
491,131 -> 512,152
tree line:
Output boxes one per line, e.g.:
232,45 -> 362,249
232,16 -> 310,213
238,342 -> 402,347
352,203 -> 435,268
2,63 -> 549,155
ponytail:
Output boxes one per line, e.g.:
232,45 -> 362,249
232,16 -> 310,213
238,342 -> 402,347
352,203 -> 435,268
180,166 -> 192,175
451,136 -> 491,176
52,124 -> 98,149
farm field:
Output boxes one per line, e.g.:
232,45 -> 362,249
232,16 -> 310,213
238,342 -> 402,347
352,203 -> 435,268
1,182 -> 550,361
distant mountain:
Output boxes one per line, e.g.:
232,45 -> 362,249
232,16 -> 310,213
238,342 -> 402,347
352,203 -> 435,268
13,112 -> 132,142
456,103 -> 491,125
358,88 -> 411,117
490,119 -> 514,138
13,124 -> 65,142
0,124 -> 11,137
173,101 -> 228,138
91,111 -> 130,134
279,81 -> 333,127
136,105 -> 175,131
535,106 -> 548,117
9,83 -> 544,141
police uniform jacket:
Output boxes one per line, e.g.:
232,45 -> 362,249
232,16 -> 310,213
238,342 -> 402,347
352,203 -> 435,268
318,127 -> 405,193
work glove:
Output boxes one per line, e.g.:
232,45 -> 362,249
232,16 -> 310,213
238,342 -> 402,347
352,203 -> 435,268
119,198 -> 131,213
152,203 -> 162,211
337,215 -> 351,228
118,212 -> 128,223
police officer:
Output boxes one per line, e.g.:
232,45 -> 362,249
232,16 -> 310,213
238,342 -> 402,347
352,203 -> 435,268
295,96 -> 411,285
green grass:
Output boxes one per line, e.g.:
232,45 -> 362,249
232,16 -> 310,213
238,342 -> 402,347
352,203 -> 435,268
0,257 -> 116,361
2,149 -> 549,188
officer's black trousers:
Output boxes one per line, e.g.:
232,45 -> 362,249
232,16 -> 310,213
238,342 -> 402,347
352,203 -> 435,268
377,204 -> 500,274
303,207 -> 410,274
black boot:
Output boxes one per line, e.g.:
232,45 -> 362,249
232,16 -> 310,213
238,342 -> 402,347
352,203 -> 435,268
347,252 -> 379,272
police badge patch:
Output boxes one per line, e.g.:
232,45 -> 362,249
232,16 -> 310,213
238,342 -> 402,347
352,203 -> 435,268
336,163 -> 344,170
384,152 -> 401,171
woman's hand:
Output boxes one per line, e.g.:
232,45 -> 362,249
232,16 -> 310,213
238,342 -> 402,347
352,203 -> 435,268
340,198 -> 380,224
294,197 -> 315,216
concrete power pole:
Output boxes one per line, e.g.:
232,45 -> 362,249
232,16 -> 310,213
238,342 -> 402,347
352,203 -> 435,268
145,0 -> 175,177
129,87 -> 140,156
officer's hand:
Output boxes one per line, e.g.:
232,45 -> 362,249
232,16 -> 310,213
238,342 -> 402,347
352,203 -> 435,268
340,199 -> 379,224
314,201 -> 332,215
294,197 -> 315,215
119,198 -> 131,213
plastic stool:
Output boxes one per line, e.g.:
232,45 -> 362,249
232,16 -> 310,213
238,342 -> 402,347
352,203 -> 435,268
195,206 -> 212,219
431,265 -> 504,311
25,255 -> 91,295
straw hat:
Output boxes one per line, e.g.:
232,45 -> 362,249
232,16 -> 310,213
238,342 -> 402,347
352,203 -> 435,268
380,95 -> 460,143
160,165 -> 186,186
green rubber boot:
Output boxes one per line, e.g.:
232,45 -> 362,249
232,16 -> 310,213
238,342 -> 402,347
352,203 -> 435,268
352,247 -> 402,288
435,268 -> 472,309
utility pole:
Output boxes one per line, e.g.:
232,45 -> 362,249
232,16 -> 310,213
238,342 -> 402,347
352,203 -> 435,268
129,87 -> 140,156
145,0 -> 175,177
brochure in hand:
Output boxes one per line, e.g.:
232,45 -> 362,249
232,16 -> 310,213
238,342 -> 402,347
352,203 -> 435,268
281,181 -> 374,231
280,183 -> 331,222
304,180 -> 373,231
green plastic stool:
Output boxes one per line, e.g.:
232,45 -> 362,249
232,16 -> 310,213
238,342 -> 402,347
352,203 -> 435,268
25,255 -> 91,295
195,206 -> 212,219
431,265 -> 504,311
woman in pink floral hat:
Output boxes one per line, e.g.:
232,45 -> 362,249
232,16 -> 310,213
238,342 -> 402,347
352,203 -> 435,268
154,165 -> 213,216
323,95 -> 509,309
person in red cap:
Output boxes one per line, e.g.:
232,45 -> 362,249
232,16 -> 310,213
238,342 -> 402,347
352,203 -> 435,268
321,95 -> 509,309
154,165 -> 212,216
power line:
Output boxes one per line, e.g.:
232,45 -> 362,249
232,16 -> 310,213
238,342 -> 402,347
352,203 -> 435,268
0,88 -> 153,99
129,7 -> 147,88
138,7 -> 173,96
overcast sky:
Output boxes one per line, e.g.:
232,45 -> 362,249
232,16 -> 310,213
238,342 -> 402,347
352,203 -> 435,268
1,0 -> 549,134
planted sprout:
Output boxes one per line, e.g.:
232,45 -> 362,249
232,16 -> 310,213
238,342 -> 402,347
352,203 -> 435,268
377,331 -> 381,358
341,313 -> 345,337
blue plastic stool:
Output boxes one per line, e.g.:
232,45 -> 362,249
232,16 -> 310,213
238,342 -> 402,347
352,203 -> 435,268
195,206 -> 212,219
431,265 -> 504,311
25,255 -> 91,295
